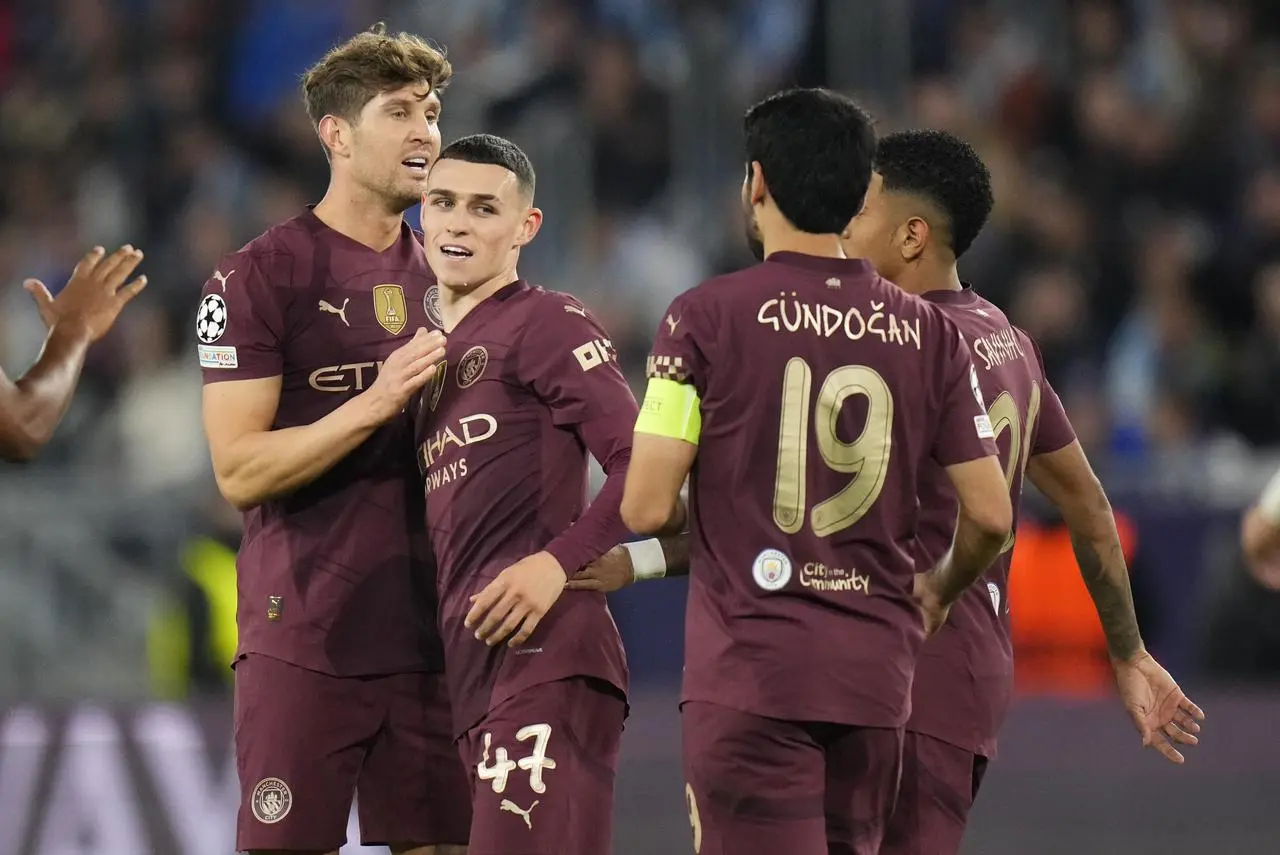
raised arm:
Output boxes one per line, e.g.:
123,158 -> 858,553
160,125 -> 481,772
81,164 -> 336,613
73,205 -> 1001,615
1,246 -> 146,461
203,334 -> 443,510
196,253 -> 444,510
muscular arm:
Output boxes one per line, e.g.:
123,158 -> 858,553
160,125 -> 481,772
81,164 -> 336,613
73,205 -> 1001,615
203,378 -> 387,510
1027,440 -> 1143,660
621,433 -> 693,536
926,455 -> 1013,604
0,323 -> 93,461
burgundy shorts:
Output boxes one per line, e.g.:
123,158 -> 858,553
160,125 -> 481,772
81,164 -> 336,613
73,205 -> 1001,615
879,731 -> 990,855
682,701 -> 903,855
459,677 -> 626,855
233,654 -> 472,851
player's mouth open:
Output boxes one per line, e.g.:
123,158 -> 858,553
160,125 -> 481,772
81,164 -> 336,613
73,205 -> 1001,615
440,245 -> 473,259
403,157 -> 429,173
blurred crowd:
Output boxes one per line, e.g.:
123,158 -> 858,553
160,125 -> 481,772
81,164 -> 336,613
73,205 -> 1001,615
1,0 -> 1280,695
2,0 -> 1280,480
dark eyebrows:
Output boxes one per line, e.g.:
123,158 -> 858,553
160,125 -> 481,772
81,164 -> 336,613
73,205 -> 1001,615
425,189 -> 501,205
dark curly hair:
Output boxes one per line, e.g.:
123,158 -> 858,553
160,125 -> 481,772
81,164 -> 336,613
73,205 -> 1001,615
874,130 -> 993,259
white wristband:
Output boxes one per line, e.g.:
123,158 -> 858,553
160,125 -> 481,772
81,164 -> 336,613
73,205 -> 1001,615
623,538 -> 667,582
1259,468 -> 1280,523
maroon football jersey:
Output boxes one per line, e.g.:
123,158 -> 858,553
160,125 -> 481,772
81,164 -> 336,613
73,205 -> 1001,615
197,210 -> 444,677
647,252 -> 999,728
908,286 -> 1076,756
414,281 -> 633,736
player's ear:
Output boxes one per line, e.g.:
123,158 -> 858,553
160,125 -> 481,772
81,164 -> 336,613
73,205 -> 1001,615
899,216 -> 929,262
514,207 -> 543,248
318,115 -> 350,160
747,161 -> 767,206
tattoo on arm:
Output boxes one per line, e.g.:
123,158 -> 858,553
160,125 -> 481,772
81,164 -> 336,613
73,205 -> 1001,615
1068,494 -> 1143,660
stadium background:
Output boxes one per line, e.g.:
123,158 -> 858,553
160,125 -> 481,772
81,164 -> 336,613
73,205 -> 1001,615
2,0 -> 1280,852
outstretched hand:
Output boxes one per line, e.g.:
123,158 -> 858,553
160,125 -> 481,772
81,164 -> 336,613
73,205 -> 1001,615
26,245 -> 147,340
1113,650 -> 1205,764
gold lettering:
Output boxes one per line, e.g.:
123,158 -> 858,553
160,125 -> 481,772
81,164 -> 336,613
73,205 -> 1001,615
308,361 -> 383,392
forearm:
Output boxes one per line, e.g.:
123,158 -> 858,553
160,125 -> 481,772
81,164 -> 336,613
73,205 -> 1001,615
545,461 -> 633,576
0,323 -> 92,461
929,514 -> 1007,605
214,396 -> 382,510
1063,496 -> 1143,660
1028,444 -> 1144,660
628,531 -> 691,580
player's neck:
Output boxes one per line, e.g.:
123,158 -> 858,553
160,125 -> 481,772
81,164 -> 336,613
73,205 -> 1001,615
763,231 -> 847,260
758,205 -> 846,260
312,187 -> 404,253
437,266 -> 520,332
898,261 -> 963,296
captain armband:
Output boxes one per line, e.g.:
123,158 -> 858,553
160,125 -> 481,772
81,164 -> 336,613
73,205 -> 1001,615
634,377 -> 701,445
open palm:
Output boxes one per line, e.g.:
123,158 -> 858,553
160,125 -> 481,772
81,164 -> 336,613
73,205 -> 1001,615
1113,652 -> 1205,764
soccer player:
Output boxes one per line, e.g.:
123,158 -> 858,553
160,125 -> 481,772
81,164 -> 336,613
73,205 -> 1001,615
620,88 -> 1013,855
843,130 -> 1203,855
198,27 -> 469,855
1241,466 -> 1280,589
414,134 -> 634,855
1,244 -> 146,461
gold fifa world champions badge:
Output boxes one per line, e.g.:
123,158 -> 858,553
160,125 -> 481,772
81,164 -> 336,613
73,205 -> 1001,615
373,284 -> 408,334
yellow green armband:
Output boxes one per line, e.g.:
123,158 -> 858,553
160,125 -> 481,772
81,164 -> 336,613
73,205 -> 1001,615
635,377 -> 702,444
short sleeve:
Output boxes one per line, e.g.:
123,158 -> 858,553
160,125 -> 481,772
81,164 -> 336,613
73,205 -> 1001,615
931,319 -> 1000,467
644,290 -> 711,396
196,253 -> 286,383
1024,332 -> 1077,455
515,293 -> 638,426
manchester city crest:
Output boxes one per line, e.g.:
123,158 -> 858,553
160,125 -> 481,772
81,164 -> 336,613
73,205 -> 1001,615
457,346 -> 489,388
250,777 -> 293,824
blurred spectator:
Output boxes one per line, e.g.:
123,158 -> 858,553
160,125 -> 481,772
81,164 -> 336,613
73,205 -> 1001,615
5,0 -> 1280,695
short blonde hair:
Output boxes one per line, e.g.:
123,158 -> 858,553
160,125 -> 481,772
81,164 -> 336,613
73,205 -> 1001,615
301,22 -> 451,128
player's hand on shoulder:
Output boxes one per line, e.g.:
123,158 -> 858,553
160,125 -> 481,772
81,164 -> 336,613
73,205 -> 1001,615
362,327 -> 447,423
466,551 -> 568,647
912,571 -> 951,637
1112,650 -> 1205,765
25,245 -> 147,341
565,546 -> 635,593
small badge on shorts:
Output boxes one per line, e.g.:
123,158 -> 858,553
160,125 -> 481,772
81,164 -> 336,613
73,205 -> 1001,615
267,596 -> 283,621
251,776 -> 293,824
752,549 -> 792,591
987,582 -> 1001,616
